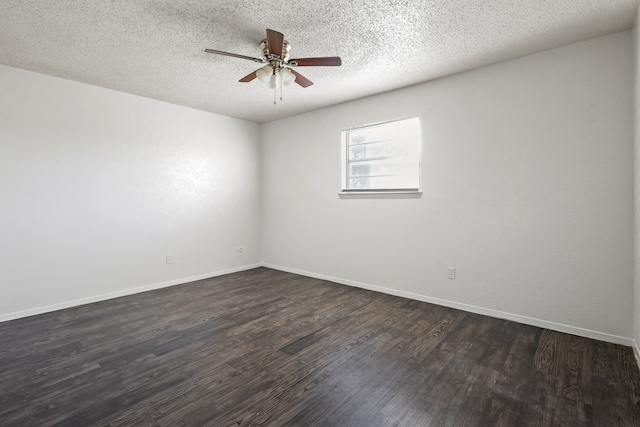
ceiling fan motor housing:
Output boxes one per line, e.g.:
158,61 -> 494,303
261,39 -> 291,63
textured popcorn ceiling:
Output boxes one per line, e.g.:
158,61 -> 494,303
0,0 -> 638,123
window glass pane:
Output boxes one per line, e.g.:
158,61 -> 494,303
348,159 -> 416,178
349,174 -> 418,189
342,117 -> 420,191
348,123 -> 400,146
348,140 -> 407,161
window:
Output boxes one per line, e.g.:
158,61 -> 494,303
341,117 -> 421,193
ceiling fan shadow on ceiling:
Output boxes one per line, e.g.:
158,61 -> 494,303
204,29 -> 341,104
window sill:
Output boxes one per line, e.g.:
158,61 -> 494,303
338,190 -> 422,199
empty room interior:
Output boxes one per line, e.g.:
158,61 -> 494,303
3,0 -> 640,425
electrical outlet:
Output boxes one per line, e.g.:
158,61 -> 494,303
448,267 -> 456,280
166,254 -> 173,264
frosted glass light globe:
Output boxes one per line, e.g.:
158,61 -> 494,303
256,65 -> 273,83
280,68 -> 296,86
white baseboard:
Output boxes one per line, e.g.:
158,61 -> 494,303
633,340 -> 640,369
0,263 -> 262,323
263,262 -> 635,347
4,261 -> 635,349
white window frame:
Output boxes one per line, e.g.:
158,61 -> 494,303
340,117 -> 422,194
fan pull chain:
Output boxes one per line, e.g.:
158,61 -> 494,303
273,73 -> 283,104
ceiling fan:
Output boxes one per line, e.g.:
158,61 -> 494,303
204,29 -> 341,102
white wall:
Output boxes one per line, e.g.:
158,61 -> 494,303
0,65 -> 261,320
634,9 -> 640,355
262,31 -> 634,343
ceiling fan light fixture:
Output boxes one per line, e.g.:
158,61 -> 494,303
268,74 -> 277,89
204,28 -> 341,99
256,65 -> 273,83
280,68 -> 295,86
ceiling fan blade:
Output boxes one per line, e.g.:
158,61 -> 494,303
239,71 -> 257,82
290,69 -> 313,88
288,57 -> 342,67
266,29 -> 284,58
204,49 -> 264,63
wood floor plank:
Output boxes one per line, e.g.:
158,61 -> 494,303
1,267 -> 639,426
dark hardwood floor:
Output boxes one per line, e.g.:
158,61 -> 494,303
1,267 -> 639,426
